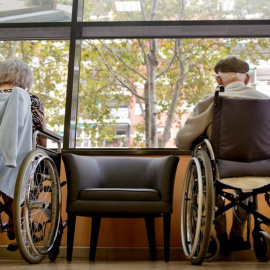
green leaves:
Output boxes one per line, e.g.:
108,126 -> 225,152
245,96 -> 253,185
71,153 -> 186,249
1,16 -> 270,148
0,40 -> 69,133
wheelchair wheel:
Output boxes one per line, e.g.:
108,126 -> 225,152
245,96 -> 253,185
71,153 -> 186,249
253,230 -> 270,262
180,150 -> 214,265
13,149 -> 61,264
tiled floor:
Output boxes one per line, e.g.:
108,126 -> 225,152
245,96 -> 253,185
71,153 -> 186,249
0,259 -> 269,270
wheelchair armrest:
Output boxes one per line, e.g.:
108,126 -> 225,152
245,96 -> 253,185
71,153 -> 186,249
190,137 -> 216,161
190,136 -> 205,151
33,128 -> 62,153
37,127 -> 63,142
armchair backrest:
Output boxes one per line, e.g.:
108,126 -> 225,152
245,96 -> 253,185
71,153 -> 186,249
62,154 -> 179,203
211,94 -> 270,178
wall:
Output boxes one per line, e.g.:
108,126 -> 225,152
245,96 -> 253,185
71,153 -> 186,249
1,154 -> 270,255
58,154 -> 270,249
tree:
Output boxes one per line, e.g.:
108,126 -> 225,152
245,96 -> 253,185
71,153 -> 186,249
0,40 -> 69,133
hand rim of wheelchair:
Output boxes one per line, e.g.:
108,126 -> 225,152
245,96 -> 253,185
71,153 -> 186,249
180,157 -> 203,258
180,150 -> 214,265
13,149 -> 61,264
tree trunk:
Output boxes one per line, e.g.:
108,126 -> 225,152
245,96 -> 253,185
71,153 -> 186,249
144,81 -> 151,147
159,39 -> 184,148
158,76 -> 184,148
11,41 -> 18,59
147,39 -> 158,148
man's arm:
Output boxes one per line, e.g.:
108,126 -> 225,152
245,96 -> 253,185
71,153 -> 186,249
175,95 -> 214,150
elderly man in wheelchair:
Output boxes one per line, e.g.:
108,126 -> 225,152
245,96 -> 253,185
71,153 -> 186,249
176,57 -> 270,265
0,59 -> 63,264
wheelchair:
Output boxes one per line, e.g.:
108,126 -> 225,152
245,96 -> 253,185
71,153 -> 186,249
0,128 -> 65,264
180,90 -> 270,265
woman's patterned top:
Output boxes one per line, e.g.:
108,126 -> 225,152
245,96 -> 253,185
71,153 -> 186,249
29,93 -> 46,131
0,89 -> 45,131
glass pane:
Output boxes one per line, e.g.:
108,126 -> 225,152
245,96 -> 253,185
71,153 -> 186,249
0,0 -> 72,23
77,38 -> 270,149
84,0 -> 270,21
0,41 -> 69,145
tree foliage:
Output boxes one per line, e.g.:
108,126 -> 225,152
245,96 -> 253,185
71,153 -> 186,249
2,0 -> 270,148
80,37 -> 270,148
80,0 -> 270,148
0,40 -> 69,133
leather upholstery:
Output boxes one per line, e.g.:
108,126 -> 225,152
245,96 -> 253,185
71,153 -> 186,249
211,96 -> 270,178
63,154 -> 179,215
79,188 -> 160,201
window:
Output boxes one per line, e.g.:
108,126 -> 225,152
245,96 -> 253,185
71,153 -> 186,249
76,37 -> 270,149
0,40 -> 69,136
83,138 -> 89,147
1,1 -> 270,153
0,0 -> 72,23
83,0 -> 270,21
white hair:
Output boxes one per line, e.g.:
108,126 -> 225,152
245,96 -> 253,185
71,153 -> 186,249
217,72 -> 247,85
0,59 -> 33,91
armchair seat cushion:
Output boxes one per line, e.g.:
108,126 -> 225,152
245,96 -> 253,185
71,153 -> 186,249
79,188 -> 160,201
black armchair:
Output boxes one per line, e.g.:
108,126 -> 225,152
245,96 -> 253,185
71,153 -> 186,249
62,154 -> 179,262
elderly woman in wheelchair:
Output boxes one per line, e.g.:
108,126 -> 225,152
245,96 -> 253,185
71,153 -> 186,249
0,59 -> 63,263
176,57 -> 270,265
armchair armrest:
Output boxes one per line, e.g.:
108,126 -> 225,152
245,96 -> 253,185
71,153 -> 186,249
146,155 -> 179,204
62,154 -> 102,203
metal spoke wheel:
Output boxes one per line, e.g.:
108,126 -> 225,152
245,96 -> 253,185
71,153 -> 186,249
180,150 -> 214,265
253,230 -> 270,262
13,149 -> 61,264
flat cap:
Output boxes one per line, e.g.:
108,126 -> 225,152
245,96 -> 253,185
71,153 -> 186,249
214,57 -> 249,74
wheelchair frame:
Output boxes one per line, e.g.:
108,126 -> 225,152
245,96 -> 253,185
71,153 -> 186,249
181,139 -> 270,265
0,129 -> 64,264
